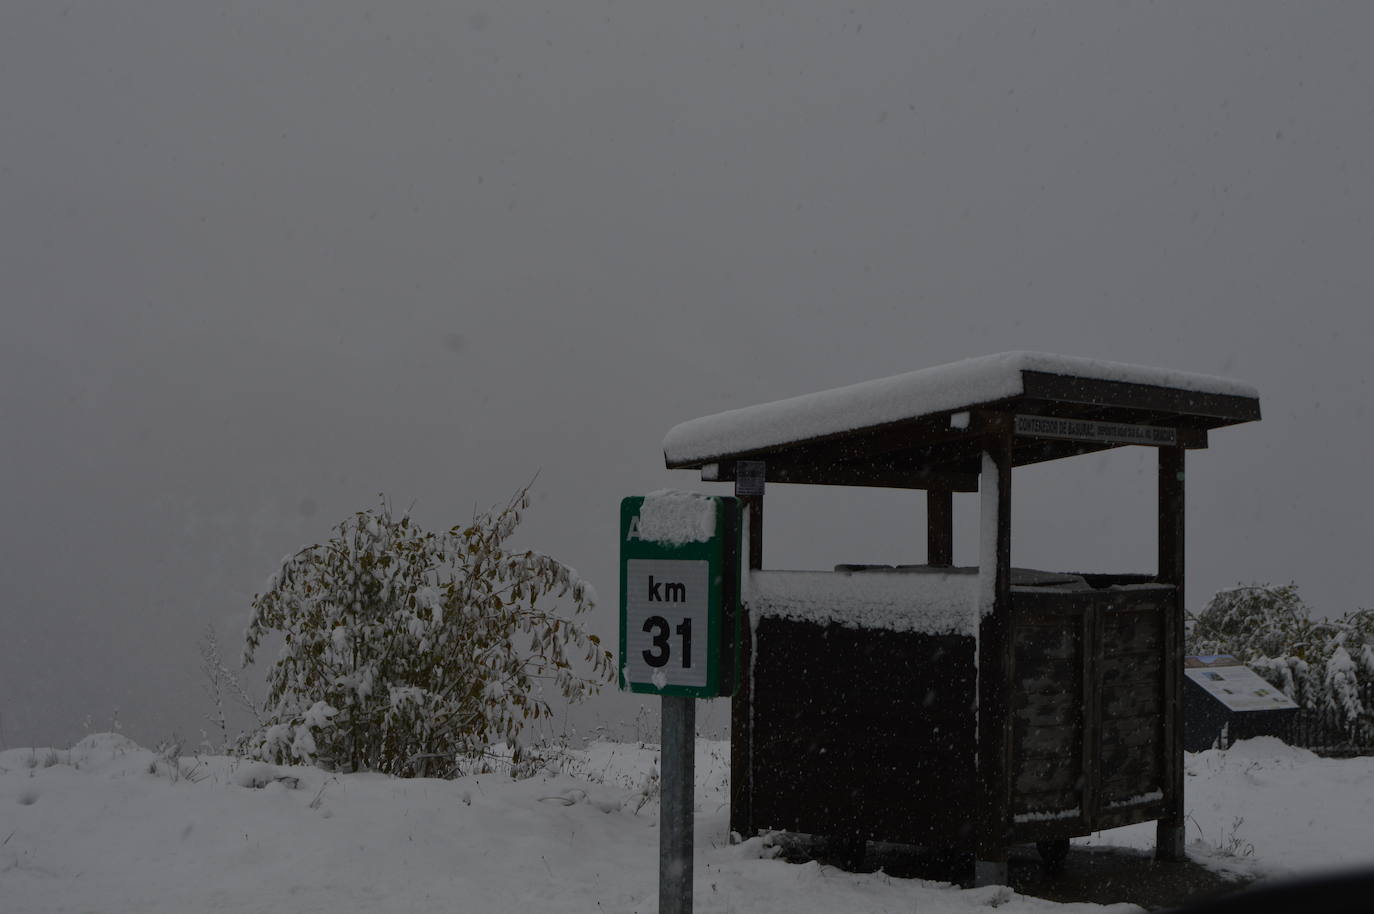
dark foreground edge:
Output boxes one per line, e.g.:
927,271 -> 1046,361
1162,867 -> 1374,914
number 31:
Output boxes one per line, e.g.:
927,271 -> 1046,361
642,616 -> 692,669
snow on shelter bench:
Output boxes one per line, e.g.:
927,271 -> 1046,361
660,352 -> 1261,886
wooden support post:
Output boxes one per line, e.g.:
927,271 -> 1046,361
728,541 -> 754,841
927,487 -> 953,567
730,468 -> 763,842
974,435 -> 1013,886
1156,447 -> 1187,861
748,495 -> 763,573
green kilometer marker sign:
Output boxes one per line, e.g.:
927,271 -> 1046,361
619,495 -> 740,699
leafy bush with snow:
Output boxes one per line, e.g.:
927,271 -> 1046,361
1188,583 -> 1374,745
241,487 -> 614,776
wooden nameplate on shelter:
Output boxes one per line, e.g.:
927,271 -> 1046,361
661,352 -> 1261,887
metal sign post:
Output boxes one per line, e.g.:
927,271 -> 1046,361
659,695 -> 695,914
620,494 -> 739,914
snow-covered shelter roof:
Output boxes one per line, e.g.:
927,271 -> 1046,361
664,351 -> 1260,491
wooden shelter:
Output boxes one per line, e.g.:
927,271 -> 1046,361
662,352 -> 1261,886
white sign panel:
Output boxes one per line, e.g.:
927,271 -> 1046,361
1185,666 -> 1299,712
623,559 -> 710,689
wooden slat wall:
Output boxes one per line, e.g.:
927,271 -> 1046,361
748,617 -> 978,846
741,585 -> 1175,849
1010,611 -> 1085,821
1098,606 -> 1165,807
1009,589 -> 1172,838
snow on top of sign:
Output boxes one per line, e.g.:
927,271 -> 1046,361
637,490 -> 716,545
663,351 -> 1258,464
749,569 -> 979,635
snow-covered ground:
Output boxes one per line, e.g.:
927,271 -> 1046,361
2,734 -> 1371,913
1074,737 -> 1374,881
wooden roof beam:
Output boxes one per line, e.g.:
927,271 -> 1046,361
1020,371 -> 1261,423
701,458 -> 979,492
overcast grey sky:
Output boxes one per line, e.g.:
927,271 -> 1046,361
2,1 -> 1371,748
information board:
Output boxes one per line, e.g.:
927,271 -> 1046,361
619,494 -> 739,698
1184,657 -> 1299,712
